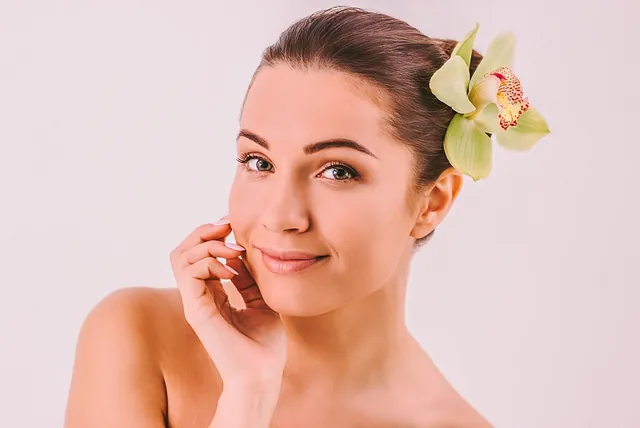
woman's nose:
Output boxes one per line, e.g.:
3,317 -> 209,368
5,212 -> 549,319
260,180 -> 311,234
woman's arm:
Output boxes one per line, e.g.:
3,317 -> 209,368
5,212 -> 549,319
64,288 -> 168,428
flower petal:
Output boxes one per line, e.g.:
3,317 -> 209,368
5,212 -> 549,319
472,103 -> 501,134
469,31 -> 516,90
444,114 -> 493,181
466,74 -> 501,117
451,23 -> 480,67
494,106 -> 551,151
429,56 -> 475,114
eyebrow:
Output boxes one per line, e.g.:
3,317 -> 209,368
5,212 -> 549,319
237,129 -> 378,159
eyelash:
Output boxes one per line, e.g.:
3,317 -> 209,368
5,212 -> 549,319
236,153 -> 361,183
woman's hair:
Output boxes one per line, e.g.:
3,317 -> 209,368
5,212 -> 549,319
253,6 -> 483,247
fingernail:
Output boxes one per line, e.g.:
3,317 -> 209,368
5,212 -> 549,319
225,242 -> 245,251
214,216 -> 230,226
224,264 -> 239,275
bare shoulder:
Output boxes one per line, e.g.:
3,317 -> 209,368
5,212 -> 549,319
65,286 -> 213,427
78,286 -> 211,371
432,403 -> 493,428
420,389 -> 494,428
88,286 -> 179,324
358,370 -> 493,428
78,286 -> 188,355
390,367 -> 493,428
91,286 -> 188,334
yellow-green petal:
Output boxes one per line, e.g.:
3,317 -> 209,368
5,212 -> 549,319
494,106 -> 551,151
469,31 -> 516,90
472,103 -> 502,134
466,74 -> 501,118
429,56 -> 475,114
444,114 -> 493,181
451,23 -> 480,67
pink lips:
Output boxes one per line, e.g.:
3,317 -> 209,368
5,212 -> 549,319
257,247 -> 328,274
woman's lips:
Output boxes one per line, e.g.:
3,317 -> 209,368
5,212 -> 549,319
257,248 -> 328,274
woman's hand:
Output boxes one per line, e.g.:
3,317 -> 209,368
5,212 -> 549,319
169,217 -> 286,389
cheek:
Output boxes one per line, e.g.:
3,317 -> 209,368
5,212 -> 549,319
318,187 -> 409,265
228,178 -> 257,243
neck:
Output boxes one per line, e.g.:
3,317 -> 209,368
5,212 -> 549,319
279,266 -> 424,393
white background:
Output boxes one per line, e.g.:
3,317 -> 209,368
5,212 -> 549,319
1,0 -> 638,427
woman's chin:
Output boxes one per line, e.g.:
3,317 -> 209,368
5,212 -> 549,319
259,286 -> 336,318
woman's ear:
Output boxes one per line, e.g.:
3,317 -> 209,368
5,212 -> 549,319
410,168 -> 463,240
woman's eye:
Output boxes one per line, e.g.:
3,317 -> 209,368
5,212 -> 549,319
320,165 -> 356,181
248,157 -> 273,172
238,154 -> 358,182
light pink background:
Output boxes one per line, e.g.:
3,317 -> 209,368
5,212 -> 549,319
1,1 -> 637,426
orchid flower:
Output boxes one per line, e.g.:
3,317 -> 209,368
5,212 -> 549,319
429,24 -> 550,181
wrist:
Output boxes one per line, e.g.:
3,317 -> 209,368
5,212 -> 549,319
222,369 -> 283,392
210,382 -> 281,428
222,377 -> 282,398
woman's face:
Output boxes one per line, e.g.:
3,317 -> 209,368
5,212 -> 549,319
229,64 -> 422,317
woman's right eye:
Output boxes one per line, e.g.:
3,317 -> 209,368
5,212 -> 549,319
237,154 -> 274,172
249,157 -> 273,172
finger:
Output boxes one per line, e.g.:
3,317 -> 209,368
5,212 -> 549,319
226,257 -> 270,310
206,279 -> 235,325
176,259 -> 239,350
182,240 -> 245,267
172,219 -> 231,256
238,283 -> 266,310
177,257 -> 233,317
186,256 -> 236,282
208,277 -> 246,310
192,287 -> 245,364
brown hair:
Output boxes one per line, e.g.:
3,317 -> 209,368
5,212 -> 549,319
252,6 -> 483,246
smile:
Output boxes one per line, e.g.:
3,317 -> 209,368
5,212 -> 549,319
257,247 -> 329,274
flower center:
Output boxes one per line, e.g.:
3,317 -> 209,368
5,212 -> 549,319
490,66 -> 530,130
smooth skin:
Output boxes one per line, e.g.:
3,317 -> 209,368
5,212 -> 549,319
64,65 -> 493,428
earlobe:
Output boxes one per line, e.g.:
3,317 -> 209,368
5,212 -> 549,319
409,168 -> 463,240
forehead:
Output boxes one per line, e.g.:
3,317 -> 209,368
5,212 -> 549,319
240,65 -> 390,149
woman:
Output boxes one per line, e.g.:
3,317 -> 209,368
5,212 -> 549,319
65,6 -> 548,427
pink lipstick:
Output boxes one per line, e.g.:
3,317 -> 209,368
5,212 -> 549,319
257,247 -> 328,274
